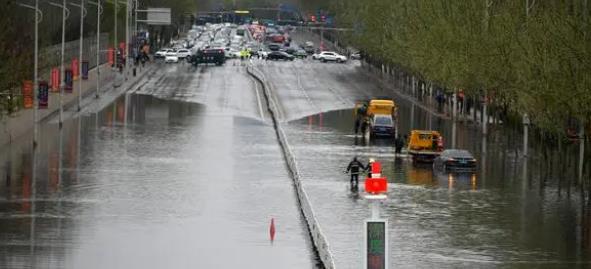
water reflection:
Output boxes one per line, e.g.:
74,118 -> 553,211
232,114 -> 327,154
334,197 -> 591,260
0,94 -> 208,268
287,107 -> 591,267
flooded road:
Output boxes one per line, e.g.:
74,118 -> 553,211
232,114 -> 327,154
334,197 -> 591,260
257,55 -> 591,268
1,50 -> 589,268
0,62 -> 317,268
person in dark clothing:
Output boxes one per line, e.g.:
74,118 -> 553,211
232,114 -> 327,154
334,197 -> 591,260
360,118 -> 369,137
346,157 -> 365,189
436,90 -> 445,113
394,136 -> 404,154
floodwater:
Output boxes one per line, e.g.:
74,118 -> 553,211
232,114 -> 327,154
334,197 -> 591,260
285,106 -> 591,268
0,94 -> 318,268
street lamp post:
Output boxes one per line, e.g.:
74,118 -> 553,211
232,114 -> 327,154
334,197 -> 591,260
87,0 -> 102,99
17,1 -> 43,147
113,0 -> 117,72
125,0 -> 130,81
48,1 -> 70,128
69,0 -> 87,111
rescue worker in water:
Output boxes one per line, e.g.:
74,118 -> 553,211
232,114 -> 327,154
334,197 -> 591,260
346,157 -> 365,189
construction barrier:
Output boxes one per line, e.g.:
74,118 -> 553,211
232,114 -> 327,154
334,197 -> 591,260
108,47 -> 115,66
64,68 -> 73,93
81,61 -> 89,80
71,58 -> 79,80
51,68 -> 60,92
22,80 -> 33,109
38,81 -> 49,109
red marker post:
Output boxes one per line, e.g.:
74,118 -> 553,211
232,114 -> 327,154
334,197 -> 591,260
269,218 -> 276,243
364,160 -> 388,269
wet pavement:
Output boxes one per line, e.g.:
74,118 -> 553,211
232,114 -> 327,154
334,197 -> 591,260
0,62 -> 317,268
256,50 -> 591,268
1,39 -> 590,268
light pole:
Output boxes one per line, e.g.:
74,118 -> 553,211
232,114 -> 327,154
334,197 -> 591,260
17,1 -> 42,147
69,0 -> 87,112
48,1 -> 70,129
87,0 -> 102,99
125,0 -> 130,81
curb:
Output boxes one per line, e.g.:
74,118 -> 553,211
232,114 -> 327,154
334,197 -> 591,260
246,65 -> 337,269
41,65 -> 155,123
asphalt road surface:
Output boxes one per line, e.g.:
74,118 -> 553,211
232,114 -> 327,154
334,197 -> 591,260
0,60 -> 317,269
256,30 -> 591,268
0,37 -> 589,269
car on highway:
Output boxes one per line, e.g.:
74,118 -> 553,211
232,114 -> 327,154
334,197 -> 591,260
155,48 -> 173,58
268,43 -> 281,51
433,149 -> 477,172
164,51 -> 179,63
190,48 -> 226,66
267,51 -> 294,61
314,51 -> 348,63
176,49 -> 191,59
293,49 -> 308,59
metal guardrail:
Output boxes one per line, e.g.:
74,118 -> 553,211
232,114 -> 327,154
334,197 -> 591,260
246,65 -> 337,269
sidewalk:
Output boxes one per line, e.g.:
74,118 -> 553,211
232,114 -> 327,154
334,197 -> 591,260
0,63 -> 150,147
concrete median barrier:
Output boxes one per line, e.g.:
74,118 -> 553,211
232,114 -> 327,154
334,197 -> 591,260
247,65 -> 336,269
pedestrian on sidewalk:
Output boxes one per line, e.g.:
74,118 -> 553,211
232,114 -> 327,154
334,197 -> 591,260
436,90 -> 445,113
458,89 -> 465,114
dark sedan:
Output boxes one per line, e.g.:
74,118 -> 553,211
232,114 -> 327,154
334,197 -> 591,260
433,149 -> 477,171
267,51 -> 295,61
369,115 -> 395,138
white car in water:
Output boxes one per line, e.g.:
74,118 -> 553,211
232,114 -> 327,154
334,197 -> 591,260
164,51 -> 179,63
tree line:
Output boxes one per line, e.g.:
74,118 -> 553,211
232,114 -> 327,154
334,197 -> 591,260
0,0 -> 195,115
332,0 -> 590,137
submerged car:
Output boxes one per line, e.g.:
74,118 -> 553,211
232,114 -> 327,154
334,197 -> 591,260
433,149 -> 477,171
369,114 -> 395,137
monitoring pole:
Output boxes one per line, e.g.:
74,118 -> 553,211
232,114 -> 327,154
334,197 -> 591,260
363,161 -> 388,269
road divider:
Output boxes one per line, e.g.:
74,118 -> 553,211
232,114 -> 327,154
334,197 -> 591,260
247,65 -> 336,269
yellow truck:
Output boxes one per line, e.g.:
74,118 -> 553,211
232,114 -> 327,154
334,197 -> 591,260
355,99 -> 397,138
407,130 -> 444,163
